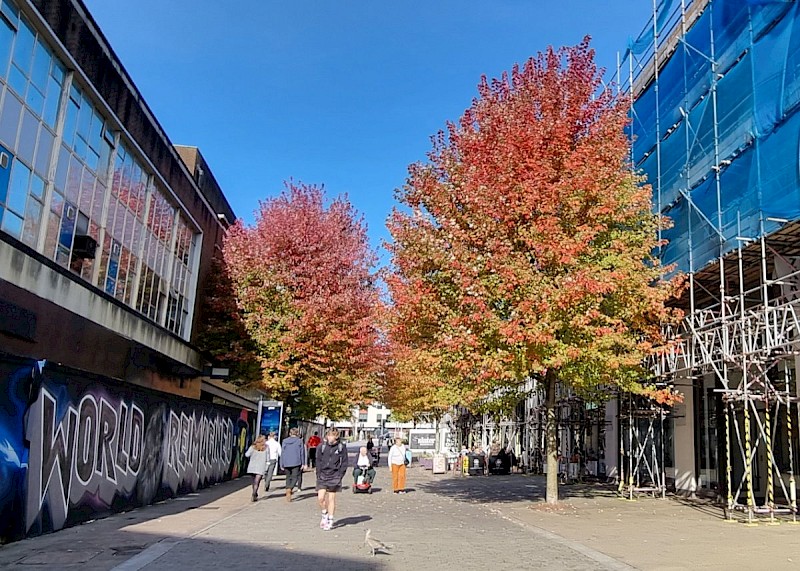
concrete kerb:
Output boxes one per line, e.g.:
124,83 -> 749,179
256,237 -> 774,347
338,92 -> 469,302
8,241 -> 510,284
413,468 -> 635,570
424,471 -> 800,570
486,505 -> 638,571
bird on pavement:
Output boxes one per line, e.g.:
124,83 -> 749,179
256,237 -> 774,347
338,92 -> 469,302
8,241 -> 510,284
364,529 -> 393,556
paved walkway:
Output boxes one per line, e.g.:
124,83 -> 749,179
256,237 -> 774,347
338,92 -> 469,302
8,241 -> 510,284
420,474 -> 800,570
3,461 -> 798,570
0,465 -> 618,571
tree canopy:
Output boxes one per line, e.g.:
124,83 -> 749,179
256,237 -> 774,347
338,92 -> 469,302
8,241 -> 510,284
211,182 -> 383,420
385,38 -> 682,501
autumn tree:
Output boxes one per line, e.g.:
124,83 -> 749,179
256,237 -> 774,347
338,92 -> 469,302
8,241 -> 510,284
381,341 -> 453,421
222,182 -> 383,420
195,255 -> 262,386
386,38 -> 681,503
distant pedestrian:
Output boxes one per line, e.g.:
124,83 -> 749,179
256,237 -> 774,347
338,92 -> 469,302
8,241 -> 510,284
366,436 -> 374,452
281,427 -> 306,502
263,432 -> 281,492
388,437 -> 408,494
316,428 -> 349,531
245,435 -> 269,502
307,431 -> 321,468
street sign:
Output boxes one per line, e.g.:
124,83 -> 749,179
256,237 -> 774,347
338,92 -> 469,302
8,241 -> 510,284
409,429 -> 436,452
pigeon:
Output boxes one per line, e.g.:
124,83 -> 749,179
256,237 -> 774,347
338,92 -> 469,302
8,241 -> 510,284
363,528 -> 393,557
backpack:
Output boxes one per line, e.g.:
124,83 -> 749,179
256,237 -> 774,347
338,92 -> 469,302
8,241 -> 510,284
320,441 -> 345,455
319,441 -> 346,469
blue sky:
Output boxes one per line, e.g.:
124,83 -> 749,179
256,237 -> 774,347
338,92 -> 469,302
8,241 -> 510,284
83,1 -> 653,260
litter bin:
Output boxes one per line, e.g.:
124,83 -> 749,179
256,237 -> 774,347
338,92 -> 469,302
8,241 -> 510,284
467,453 -> 486,476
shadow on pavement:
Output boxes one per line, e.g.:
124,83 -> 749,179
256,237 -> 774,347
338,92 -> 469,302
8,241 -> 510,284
670,495 -> 726,520
0,529 -> 390,570
88,478 -> 252,526
334,515 -> 372,528
136,535 -> 388,571
419,474 -> 618,504
0,478 -> 299,569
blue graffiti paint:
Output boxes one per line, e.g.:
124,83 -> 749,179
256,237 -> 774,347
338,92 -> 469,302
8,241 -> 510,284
0,357 -> 37,541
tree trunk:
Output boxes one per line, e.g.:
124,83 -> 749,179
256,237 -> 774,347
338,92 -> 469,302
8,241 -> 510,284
545,370 -> 559,505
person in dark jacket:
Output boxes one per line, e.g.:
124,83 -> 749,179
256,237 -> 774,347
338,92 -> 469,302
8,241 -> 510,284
316,428 -> 348,531
280,427 -> 306,502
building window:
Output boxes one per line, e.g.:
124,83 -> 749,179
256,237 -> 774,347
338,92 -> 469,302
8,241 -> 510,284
40,80 -> 115,281
166,218 -> 194,335
0,1 -> 63,247
0,0 -> 199,339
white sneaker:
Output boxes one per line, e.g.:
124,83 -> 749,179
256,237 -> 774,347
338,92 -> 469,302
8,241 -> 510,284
319,512 -> 328,529
323,516 -> 333,531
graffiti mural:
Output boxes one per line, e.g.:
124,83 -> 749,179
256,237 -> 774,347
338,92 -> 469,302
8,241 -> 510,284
0,355 -> 37,542
231,410 -> 250,480
0,353 -> 255,542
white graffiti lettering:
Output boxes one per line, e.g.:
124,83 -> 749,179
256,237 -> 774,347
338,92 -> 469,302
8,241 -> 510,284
24,386 -> 236,532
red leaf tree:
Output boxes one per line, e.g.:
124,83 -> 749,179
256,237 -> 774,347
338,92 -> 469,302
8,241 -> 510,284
386,39 -> 682,503
222,182 -> 383,420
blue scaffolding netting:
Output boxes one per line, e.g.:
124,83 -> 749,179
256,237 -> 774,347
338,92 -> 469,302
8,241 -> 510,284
623,0 -> 800,274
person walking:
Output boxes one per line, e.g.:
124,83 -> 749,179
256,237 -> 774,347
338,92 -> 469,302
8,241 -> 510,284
263,432 -> 281,493
366,435 -> 379,466
316,428 -> 349,531
388,437 -> 408,494
245,435 -> 269,502
307,431 -> 321,468
280,427 -> 306,502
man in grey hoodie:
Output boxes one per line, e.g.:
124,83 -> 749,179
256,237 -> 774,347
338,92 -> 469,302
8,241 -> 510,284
316,428 -> 349,531
280,427 -> 306,502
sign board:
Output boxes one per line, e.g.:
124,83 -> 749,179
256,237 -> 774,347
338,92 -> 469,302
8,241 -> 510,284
672,402 -> 686,426
409,429 -> 436,451
257,400 -> 284,442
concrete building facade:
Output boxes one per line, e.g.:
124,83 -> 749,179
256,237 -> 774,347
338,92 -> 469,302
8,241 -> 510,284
0,0 -> 255,543
331,403 -> 435,441
0,0 -> 235,392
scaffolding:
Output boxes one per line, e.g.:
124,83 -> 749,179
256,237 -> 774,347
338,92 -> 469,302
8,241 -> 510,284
649,234 -> 800,523
515,383 -> 612,481
552,393 -> 611,483
622,0 -> 800,523
618,393 -> 669,500
452,381 -> 612,481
